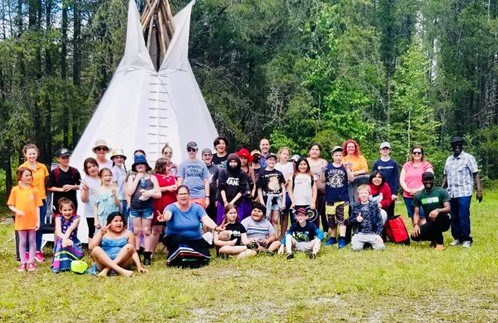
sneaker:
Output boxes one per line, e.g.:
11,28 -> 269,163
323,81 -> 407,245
338,238 -> 347,249
34,251 -> 45,263
17,264 -> 26,272
450,240 -> 461,246
277,245 -> 285,255
462,241 -> 472,248
25,251 -> 29,260
430,241 -> 437,248
286,253 -> 294,260
27,263 -> 36,272
309,253 -> 317,260
324,237 -> 337,246
434,244 -> 445,251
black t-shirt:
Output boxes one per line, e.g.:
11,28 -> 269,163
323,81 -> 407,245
212,154 -> 228,169
218,169 -> 247,204
226,222 -> 246,246
47,166 -> 81,211
288,220 -> 318,242
257,168 -> 285,194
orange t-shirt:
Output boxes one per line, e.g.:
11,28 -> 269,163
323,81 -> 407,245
7,185 -> 43,230
343,154 -> 369,173
20,161 -> 49,199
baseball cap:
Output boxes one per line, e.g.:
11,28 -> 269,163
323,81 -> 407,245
186,142 -> 198,150
422,172 -> 434,180
380,142 -> 391,149
266,152 -> 277,160
56,148 -> 72,157
201,148 -> 212,155
331,146 -> 343,154
450,136 -> 464,144
250,150 -> 261,156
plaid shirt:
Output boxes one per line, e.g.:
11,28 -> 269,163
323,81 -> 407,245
444,151 -> 478,198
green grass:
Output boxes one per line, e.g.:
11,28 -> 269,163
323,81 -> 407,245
0,192 -> 497,322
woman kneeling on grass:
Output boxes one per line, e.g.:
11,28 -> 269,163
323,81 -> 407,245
214,204 -> 256,259
89,212 -> 147,277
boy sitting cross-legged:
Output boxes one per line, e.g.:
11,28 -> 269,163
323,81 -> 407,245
285,207 -> 323,259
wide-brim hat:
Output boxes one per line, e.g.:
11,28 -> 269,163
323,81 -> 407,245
132,154 -> 151,172
92,139 -> 110,153
236,148 -> 253,163
110,148 -> 127,160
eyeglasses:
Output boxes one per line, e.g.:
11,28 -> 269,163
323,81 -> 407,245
162,151 -> 172,155
203,154 -> 212,157
96,146 -> 108,151
177,192 -> 189,196
187,148 -> 197,152
412,151 -> 422,155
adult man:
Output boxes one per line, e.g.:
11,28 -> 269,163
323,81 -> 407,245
411,172 -> 451,251
201,148 -> 220,222
47,148 -> 82,212
178,142 -> 210,208
371,142 -> 399,218
259,138 -> 271,169
441,136 -> 483,248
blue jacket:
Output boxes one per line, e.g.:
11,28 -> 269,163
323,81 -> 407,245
349,201 -> 383,235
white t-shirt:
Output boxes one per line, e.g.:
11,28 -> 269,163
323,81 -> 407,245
290,173 -> 314,206
82,175 -> 101,218
275,162 -> 294,181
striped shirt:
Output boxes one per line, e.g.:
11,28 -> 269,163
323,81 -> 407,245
241,217 -> 275,240
444,151 -> 478,198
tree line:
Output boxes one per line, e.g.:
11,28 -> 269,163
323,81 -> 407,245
0,0 -> 497,196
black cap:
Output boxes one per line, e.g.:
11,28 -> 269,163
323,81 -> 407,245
451,136 -> 464,145
422,172 -> 434,180
56,148 -> 72,157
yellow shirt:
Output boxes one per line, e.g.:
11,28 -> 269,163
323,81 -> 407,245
7,185 -> 43,230
343,154 -> 368,173
20,161 -> 49,199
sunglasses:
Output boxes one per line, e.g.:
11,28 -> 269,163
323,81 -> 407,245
95,146 -> 108,151
203,153 -> 212,157
162,151 -> 172,155
187,148 -> 197,152
59,156 -> 70,159
412,151 -> 422,155
113,156 -> 125,159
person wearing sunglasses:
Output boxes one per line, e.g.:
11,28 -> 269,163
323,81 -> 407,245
399,146 -> 434,226
177,142 -> 211,209
92,139 -> 113,170
47,148 -> 82,213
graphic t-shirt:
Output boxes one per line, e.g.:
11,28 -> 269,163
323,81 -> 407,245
290,173 -> 314,206
257,168 -> 285,194
225,222 -> 247,246
413,187 -> 450,215
371,158 -> 399,195
324,163 -> 349,203
212,154 -> 228,170
178,159 -> 210,198
287,220 -> 318,242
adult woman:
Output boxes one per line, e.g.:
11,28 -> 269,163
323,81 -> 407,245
368,170 -> 392,223
342,139 -> 369,177
161,143 -> 178,177
20,143 -> 49,262
150,158 -> 177,258
212,136 -> 229,169
306,143 -> 327,229
89,212 -> 147,277
159,185 -> 222,268
92,139 -> 113,170
80,157 -> 101,240
399,146 -> 434,225
275,147 -> 294,237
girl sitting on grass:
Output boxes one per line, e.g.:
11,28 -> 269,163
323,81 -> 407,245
89,212 -> 147,277
52,198 -> 83,273
8,167 -> 43,272
214,205 -> 256,259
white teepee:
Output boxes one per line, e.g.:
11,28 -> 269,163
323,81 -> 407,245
70,0 -> 217,242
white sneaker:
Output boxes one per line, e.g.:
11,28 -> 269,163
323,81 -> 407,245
450,240 -> 461,246
462,241 -> 472,248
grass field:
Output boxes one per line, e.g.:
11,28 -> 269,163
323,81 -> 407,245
0,191 -> 497,322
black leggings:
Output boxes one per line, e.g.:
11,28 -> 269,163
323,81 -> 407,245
86,218 -> 96,239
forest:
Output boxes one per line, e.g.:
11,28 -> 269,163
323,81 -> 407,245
0,0 -> 497,195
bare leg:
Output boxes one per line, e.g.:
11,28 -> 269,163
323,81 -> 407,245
330,227 -> 337,240
234,249 -> 257,259
271,210 -> 279,237
132,217 -> 142,250
268,241 -> 281,252
142,219 -> 152,252
219,245 -> 248,256
339,224 -> 346,237
91,246 -> 133,277
150,225 -> 163,255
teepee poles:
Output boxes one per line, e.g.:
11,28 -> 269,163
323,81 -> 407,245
141,0 -> 175,70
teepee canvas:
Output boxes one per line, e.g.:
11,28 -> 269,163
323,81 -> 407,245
70,0 -> 218,241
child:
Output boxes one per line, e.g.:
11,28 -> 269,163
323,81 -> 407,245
349,185 -> 385,251
8,167 -> 43,272
80,157 -> 102,240
285,207 -> 323,259
126,155 -> 161,265
257,153 -> 286,235
288,157 -> 317,219
51,198 -> 84,272
241,203 -> 281,253
214,205 -> 256,259
47,147 -> 81,213
321,146 -> 354,248
110,148 -> 128,215
94,168 -> 120,230
217,153 -> 247,224
275,147 -> 295,238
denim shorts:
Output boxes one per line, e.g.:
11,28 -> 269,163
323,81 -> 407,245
129,207 -> 153,220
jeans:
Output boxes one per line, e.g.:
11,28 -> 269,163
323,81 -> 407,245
450,196 -> 472,242
403,197 -> 425,218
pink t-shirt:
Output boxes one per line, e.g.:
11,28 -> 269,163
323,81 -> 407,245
402,161 -> 433,197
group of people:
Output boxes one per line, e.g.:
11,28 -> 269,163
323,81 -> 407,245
7,135 -> 483,274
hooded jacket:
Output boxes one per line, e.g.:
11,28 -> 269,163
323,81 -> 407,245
218,153 -> 248,203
